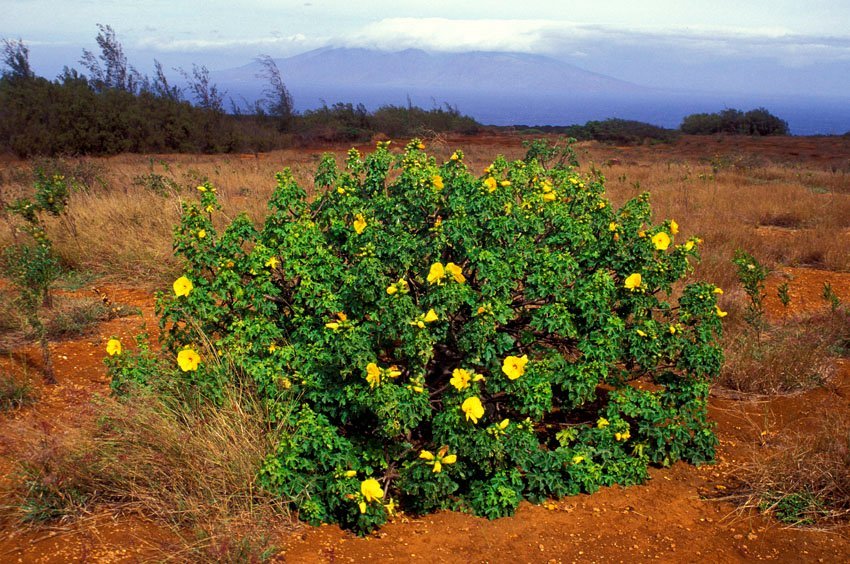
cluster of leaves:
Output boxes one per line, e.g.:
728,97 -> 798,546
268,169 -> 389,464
107,140 -> 723,534
680,108 -> 789,136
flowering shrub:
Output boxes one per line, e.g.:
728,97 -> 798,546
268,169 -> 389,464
106,140 -> 723,533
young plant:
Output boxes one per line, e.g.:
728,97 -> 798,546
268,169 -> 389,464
1,169 -> 70,384
732,249 -> 769,339
110,140 -> 724,534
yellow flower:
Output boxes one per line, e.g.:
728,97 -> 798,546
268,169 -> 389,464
624,273 -> 642,291
572,455 -> 585,464
345,470 -> 357,478
445,262 -> 466,283
359,501 -> 367,514
609,222 -> 618,231
450,368 -> 472,390
615,430 -> 631,442
484,177 -> 497,192
419,450 -> 435,461
386,284 -> 398,295
353,213 -> 367,234
205,204 -> 215,213
387,366 -> 402,379
268,343 -> 277,353
442,454 -> 457,465
173,275 -> 193,297
197,229 -> 206,239
106,338 -> 122,356
417,142 -> 425,150
638,230 -> 646,238
361,478 -> 384,503
669,325 -> 677,335
713,287 -> 724,295
670,220 -> 679,235
432,175 -> 444,190
502,354 -> 529,380
542,191 -> 556,202
597,417 -> 610,429
196,185 -> 207,192
498,419 -> 509,430
424,309 -> 439,323
265,256 -> 279,269
450,151 -> 460,161
715,305 -> 728,318
366,362 -> 382,388
337,186 -> 346,195
636,329 -> 647,337
387,278 -> 409,296
433,460 -> 442,473
500,180 -> 511,187
427,262 -> 446,285
384,498 -> 397,516
461,396 -> 484,424
325,321 -> 340,330
177,348 -> 201,372
684,240 -> 694,251
652,231 -> 671,251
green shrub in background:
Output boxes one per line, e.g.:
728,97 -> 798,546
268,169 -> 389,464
106,139 -> 724,534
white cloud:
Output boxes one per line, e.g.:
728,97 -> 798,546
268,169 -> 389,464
336,18 -> 850,65
135,33 -> 325,54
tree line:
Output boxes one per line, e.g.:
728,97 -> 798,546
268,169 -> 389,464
0,27 -> 480,157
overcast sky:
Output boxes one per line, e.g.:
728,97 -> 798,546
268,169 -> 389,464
4,1 -> 850,96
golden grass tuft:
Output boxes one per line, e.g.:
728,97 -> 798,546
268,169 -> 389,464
0,385 -> 292,560
733,412 -> 850,526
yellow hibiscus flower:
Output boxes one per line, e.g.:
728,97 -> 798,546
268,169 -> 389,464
445,262 -> 466,283
450,368 -> 472,390
502,354 -> 529,380
624,273 -> 642,291
106,338 -> 122,356
461,396 -> 484,424
484,177 -> 497,192
366,362 -> 382,388
670,220 -> 679,235
427,262 -> 446,285
361,478 -> 384,503
177,348 -> 201,372
173,275 -> 193,297
432,175 -> 444,190
652,231 -> 671,251
353,213 -> 367,234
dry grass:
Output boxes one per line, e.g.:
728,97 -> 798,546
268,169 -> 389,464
0,385 -> 292,560
718,310 -> 850,395
734,412 -> 850,526
0,370 -> 36,411
3,135 -> 845,292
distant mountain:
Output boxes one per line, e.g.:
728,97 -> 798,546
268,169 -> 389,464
213,47 -> 649,105
211,47 -> 850,134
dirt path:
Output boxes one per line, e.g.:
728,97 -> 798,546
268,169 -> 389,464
1,273 -> 849,562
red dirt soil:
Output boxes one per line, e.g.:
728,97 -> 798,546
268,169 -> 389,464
1,272 -> 850,563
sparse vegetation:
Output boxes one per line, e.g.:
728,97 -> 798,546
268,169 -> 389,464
0,370 -> 36,411
736,412 -> 850,525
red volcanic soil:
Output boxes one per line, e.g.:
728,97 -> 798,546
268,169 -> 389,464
1,271 -> 850,562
